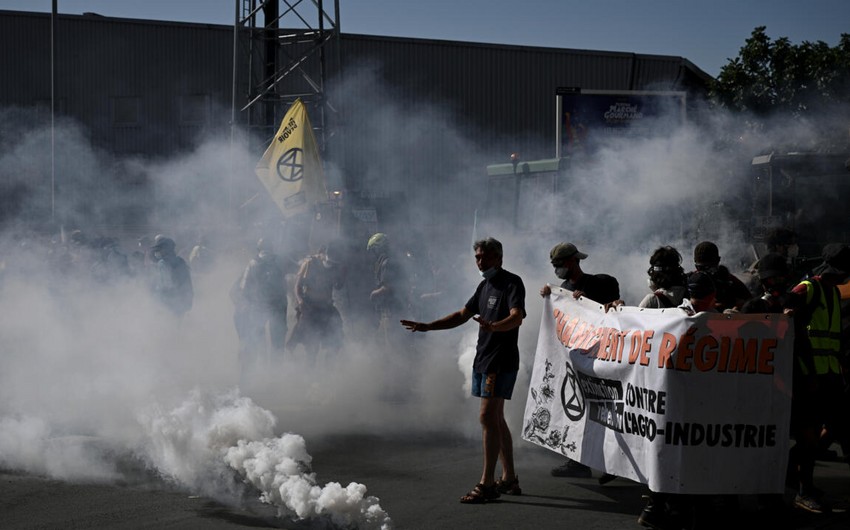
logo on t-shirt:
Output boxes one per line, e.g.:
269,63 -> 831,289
488,295 -> 498,309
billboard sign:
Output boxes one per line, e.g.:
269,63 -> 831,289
556,87 -> 687,157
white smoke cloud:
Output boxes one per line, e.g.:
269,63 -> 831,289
0,416 -> 124,482
138,389 -> 391,528
1,55 -> 847,529
0,240 -> 396,526
224,435 -> 391,529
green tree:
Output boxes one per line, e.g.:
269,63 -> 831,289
711,27 -> 850,116
710,27 -> 850,153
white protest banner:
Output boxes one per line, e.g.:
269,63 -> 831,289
522,287 -> 793,494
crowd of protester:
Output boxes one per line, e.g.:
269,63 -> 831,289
2,223 -> 849,528
534,230 -> 850,528
0,225 -> 465,379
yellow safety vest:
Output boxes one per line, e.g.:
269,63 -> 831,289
802,280 -> 842,375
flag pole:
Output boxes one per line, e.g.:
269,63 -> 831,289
51,0 -> 57,225
228,0 -> 239,215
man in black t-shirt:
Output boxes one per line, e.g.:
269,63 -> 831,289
540,242 -> 620,305
401,237 -> 526,504
541,242 -> 621,479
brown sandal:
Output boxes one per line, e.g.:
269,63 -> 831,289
459,483 -> 500,504
495,476 -> 521,495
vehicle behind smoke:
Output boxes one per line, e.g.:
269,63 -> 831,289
750,152 -> 850,259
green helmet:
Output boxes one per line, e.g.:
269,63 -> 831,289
367,232 -> 388,252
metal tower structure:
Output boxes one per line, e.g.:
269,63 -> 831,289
231,0 -> 341,153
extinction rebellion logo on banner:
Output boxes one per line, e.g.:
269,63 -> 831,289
559,362 -> 586,421
563,365 -> 665,442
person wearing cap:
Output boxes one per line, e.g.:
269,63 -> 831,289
400,237 -> 526,504
540,242 -> 621,306
691,241 -> 752,313
542,242 -> 621,478
783,242 -> 850,513
287,243 -> 346,359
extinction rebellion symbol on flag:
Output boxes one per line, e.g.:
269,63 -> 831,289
277,147 -> 304,182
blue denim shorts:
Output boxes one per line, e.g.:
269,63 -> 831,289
471,371 -> 518,399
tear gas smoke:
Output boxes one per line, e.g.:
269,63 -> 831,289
0,251 -> 392,525
1,63 -> 847,528
224,435 -> 390,528
0,108 -> 402,527
143,390 -> 391,528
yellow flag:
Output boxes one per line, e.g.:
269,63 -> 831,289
255,99 -> 327,217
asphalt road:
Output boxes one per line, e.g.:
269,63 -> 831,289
2,433 -> 850,529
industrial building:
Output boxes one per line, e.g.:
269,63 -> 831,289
0,8 -> 712,239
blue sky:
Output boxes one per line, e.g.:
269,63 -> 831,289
1,0 -> 848,77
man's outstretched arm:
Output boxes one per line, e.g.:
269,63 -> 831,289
401,307 -> 474,332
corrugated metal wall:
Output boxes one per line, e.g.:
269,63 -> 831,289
330,34 -> 709,229
0,10 -> 711,232
0,11 -> 233,156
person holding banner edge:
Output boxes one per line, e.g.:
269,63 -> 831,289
400,237 -> 526,504
541,242 -> 622,480
638,271 -> 717,530
783,243 -> 850,514
691,241 -> 752,313
638,246 -> 689,309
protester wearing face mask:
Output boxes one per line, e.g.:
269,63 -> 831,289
540,242 -> 621,308
540,242 -> 621,479
288,243 -> 346,360
400,237 -> 526,504
638,246 -> 689,309
691,241 -> 752,313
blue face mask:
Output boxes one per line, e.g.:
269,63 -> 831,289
480,267 -> 498,280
